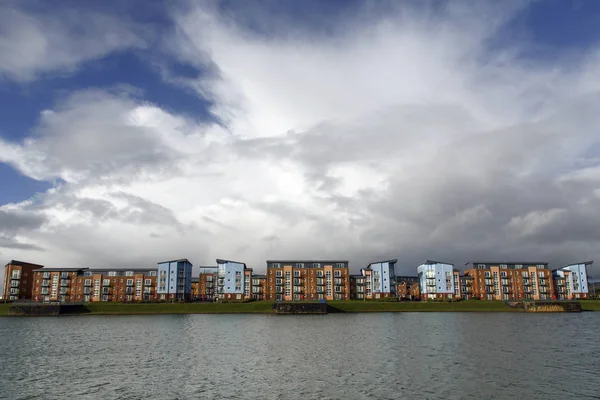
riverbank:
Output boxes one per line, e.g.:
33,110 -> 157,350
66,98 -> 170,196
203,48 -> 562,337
2,300 -> 599,316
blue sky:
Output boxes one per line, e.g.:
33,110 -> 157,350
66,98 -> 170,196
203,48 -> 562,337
1,0 -> 600,274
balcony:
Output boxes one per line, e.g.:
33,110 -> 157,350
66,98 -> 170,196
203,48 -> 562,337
83,288 -> 91,295
42,273 -> 50,279
60,280 -> 69,287
41,289 -> 49,295
60,273 -> 70,279
316,281 -> 325,286
9,288 -> 19,295
538,280 -> 547,286
10,280 -> 20,288
101,288 -> 110,295
126,281 -> 134,287
41,280 -> 50,287
125,288 -> 134,294
59,288 -> 68,295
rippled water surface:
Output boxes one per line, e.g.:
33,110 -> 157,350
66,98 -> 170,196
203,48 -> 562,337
1,312 -> 599,399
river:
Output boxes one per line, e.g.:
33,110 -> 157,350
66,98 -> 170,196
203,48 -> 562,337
1,313 -> 599,399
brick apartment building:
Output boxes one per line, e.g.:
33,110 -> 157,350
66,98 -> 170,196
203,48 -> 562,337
3,260 -> 44,301
250,274 -> 267,300
31,268 -> 159,302
266,260 -> 350,301
463,262 -> 555,301
198,266 -> 218,300
396,276 -> 420,300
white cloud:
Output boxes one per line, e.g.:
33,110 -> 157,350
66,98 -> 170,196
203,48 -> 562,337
0,3 -> 148,82
2,1 -> 600,277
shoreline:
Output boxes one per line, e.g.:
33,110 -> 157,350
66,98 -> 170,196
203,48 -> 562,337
2,300 -> 599,316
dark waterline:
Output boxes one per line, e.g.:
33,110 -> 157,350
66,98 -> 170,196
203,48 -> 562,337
1,313 -> 599,399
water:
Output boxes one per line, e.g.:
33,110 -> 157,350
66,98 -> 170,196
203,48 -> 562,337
0,313 -> 599,399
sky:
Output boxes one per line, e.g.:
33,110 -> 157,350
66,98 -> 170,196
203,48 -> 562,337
1,0 -> 600,281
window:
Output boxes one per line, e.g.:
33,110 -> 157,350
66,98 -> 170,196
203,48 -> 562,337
294,270 -> 300,277
295,263 -> 304,268
145,279 -> 152,286
103,279 -> 110,286
272,263 -> 280,268
127,279 -> 134,286
276,271 -> 282,277
312,263 -> 321,268
335,263 -> 345,268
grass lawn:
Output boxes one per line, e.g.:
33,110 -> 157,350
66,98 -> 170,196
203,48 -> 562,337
580,300 -> 600,311
83,301 -> 276,315
1,300 -> 599,316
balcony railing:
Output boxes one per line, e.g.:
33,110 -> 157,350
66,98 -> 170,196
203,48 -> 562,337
41,281 -> 50,287
10,281 -> 20,288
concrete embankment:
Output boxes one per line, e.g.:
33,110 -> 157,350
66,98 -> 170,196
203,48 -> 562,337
8,303 -> 88,316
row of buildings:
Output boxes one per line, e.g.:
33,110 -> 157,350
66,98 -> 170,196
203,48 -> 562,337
2,258 -> 593,303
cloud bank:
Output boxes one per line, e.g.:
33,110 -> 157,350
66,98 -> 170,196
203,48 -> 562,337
1,1 -> 600,277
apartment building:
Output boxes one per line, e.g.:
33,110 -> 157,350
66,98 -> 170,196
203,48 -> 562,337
396,276 -> 420,300
198,266 -> 218,300
360,259 -> 397,299
157,259 -> 193,301
215,259 -> 252,300
266,260 -> 350,301
191,278 -> 200,299
463,262 -> 555,301
350,275 -> 365,300
3,260 -> 44,301
553,262 -> 592,299
417,260 -> 456,300
32,268 -> 159,302
250,274 -> 267,300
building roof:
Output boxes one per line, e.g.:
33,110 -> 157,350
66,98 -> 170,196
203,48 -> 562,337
216,259 -> 247,267
561,261 -> 593,267
88,268 -> 156,273
191,277 -> 199,282
251,274 -> 267,278
158,258 -> 193,266
266,260 -> 349,264
552,261 -> 594,272
465,261 -> 548,266
422,260 -> 454,266
366,259 -> 398,267
7,260 -> 45,268
33,268 -> 89,272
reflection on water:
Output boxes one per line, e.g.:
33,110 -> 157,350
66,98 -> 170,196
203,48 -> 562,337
1,312 -> 599,399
